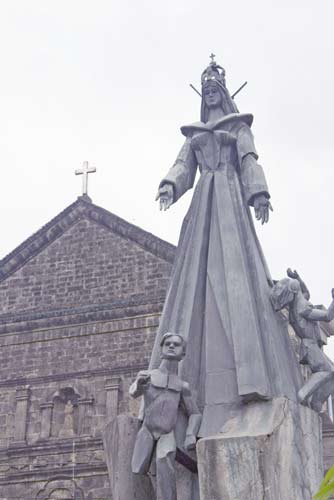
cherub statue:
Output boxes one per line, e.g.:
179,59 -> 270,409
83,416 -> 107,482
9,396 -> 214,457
270,269 -> 334,411
130,332 -> 201,500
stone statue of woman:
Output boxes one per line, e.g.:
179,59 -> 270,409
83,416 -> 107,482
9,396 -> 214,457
151,57 -> 303,437
59,400 -> 75,438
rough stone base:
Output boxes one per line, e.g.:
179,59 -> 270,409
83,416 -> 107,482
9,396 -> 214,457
103,414 -> 199,500
102,414 -> 155,500
197,398 -> 323,500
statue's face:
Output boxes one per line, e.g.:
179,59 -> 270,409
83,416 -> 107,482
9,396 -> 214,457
161,335 -> 184,361
203,83 -> 222,109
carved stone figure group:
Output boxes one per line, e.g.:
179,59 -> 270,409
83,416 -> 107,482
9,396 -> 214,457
150,56 -> 303,438
128,56 -> 334,500
271,269 -> 334,411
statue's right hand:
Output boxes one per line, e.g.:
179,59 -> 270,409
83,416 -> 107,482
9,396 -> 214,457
184,434 -> 197,452
287,268 -> 300,280
331,288 -> 334,300
155,183 -> 174,211
137,371 -> 151,386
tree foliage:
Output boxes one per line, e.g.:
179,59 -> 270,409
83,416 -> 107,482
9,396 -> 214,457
314,466 -> 334,500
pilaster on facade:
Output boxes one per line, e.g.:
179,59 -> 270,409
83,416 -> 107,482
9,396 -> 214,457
39,402 -> 54,440
77,397 -> 94,435
105,376 -> 121,422
10,386 -> 30,447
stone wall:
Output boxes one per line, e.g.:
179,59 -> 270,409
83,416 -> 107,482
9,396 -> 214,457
0,308 -> 163,499
0,218 -> 171,315
0,199 -> 174,499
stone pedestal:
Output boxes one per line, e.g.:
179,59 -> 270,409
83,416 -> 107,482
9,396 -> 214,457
102,414 -> 155,500
102,414 -> 199,500
197,398 -> 323,500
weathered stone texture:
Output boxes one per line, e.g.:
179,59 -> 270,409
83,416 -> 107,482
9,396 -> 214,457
103,415 -> 199,500
0,198 -> 333,499
103,415 -> 155,500
0,217 -> 172,315
197,398 -> 323,500
0,313 -> 163,498
322,414 -> 334,471
0,316 -> 159,381
0,199 -> 174,499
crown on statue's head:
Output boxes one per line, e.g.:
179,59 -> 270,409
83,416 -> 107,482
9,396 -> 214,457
201,54 -> 226,89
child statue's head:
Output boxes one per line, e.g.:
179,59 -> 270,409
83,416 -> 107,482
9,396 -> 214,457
160,332 -> 186,361
270,278 -> 301,311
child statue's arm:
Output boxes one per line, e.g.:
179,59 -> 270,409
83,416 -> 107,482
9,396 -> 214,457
182,383 -> 202,451
129,371 -> 151,398
300,289 -> 334,323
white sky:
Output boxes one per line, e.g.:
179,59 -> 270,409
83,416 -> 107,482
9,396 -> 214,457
1,1 -> 334,353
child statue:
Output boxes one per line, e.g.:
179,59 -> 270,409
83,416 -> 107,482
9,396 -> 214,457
130,333 -> 201,500
271,269 -> 334,411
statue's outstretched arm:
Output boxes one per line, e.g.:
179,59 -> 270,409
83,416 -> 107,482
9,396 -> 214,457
300,290 -> 334,323
236,125 -> 272,224
129,371 -> 151,398
156,138 -> 197,210
287,268 -> 311,300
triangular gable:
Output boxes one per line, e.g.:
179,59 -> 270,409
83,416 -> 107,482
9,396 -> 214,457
0,196 -> 175,283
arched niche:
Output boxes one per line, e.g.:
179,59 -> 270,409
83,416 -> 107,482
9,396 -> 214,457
39,384 -> 94,440
36,479 -> 84,500
51,387 -> 80,438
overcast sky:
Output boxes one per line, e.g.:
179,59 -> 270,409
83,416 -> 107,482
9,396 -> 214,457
1,1 -> 334,352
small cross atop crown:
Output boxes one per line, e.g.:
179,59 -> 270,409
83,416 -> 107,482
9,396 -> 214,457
201,54 -> 226,88
209,53 -> 216,65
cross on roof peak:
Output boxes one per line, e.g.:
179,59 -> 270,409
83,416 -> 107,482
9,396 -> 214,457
210,53 -> 216,64
75,161 -> 96,196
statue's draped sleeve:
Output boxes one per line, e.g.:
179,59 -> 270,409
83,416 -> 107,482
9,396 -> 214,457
159,120 -> 270,207
159,137 -> 198,202
236,123 -> 270,206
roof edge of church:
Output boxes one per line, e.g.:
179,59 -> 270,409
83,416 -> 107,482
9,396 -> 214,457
0,197 -> 176,283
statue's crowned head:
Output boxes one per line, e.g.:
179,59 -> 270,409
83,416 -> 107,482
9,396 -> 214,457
200,55 -> 238,122
201,59 -> 226,89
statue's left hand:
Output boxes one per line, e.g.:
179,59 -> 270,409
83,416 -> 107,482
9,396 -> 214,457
253,194 -> 273,224
287,268 -> 299,280
155,183 -> 174,211
184,434 -> 197,452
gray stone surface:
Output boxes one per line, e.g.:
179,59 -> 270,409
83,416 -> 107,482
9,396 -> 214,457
0,193 -> 332,497
103,414 -> 200,500
103,414 -> 156,500
197,398 -> 323,500
129,333 -> 201,500
0,197 -> 174,499
271,269 -> 334,411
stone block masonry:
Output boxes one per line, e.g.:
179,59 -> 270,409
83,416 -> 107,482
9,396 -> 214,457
197,398 -> 323,500
0,198 -> 174,499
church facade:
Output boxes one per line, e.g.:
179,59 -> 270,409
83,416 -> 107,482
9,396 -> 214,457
0,196 -> 333,499
0,196 -> 174,500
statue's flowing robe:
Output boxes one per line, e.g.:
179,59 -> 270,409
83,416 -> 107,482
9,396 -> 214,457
150,113 -> 303,437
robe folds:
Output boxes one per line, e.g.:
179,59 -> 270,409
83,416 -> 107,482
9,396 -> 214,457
150,113 -> 303,437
